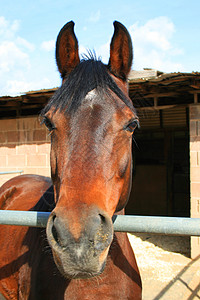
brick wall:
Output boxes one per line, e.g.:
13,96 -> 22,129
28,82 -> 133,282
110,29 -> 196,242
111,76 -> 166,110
190,104 -> 200,258
0,117 -> 51,186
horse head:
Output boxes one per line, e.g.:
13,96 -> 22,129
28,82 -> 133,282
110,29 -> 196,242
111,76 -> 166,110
42,21 -> 139,279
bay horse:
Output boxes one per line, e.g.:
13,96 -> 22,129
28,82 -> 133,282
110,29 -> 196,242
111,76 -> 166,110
0,21 -> 142,299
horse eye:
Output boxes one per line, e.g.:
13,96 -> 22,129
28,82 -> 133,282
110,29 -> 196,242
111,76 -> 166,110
125,119 -> 139,133
42,117 -> 56,132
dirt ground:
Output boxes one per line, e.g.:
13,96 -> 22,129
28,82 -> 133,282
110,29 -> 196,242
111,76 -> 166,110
128,233 -> 200,300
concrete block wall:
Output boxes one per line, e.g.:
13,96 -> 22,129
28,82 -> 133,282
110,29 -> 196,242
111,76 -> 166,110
0,117 -> 51,187
190,104 -> 200,258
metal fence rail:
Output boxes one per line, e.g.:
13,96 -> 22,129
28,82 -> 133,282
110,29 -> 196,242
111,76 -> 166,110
1,210 -> 200,236
0,170 -> 24,175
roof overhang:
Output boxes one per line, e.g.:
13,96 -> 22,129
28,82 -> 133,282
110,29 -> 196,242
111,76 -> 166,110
0,71 -> 199,118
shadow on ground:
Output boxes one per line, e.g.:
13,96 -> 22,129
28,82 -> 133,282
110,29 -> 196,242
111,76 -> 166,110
134,233 -> 190,257
153,254 -> 200,299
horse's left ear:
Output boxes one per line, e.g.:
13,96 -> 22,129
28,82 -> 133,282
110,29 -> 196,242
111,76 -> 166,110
108,21 -> 133,80
56,21 -> 80,79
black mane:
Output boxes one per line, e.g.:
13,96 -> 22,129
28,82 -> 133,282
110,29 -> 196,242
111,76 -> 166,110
41,56 -> 135,116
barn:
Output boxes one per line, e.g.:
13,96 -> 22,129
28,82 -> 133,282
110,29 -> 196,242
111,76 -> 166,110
0,69 -> 199,258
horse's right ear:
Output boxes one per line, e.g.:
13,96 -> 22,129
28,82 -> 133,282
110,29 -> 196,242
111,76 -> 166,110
56,21 -> 80,79
108,21 -> 133,81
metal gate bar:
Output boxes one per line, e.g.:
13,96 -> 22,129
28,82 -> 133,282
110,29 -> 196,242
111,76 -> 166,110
0,170 -> 24,175
1,210 -> 200,236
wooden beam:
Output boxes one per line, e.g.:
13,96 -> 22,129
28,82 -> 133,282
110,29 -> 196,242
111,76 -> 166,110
190,85 -> 200,89
154,97 -> 158,107
0,101 -> 20,107
143,92 -> 179,98
190,90 -> 200,94
194,93 -> 198,104
137,104 -> 177,111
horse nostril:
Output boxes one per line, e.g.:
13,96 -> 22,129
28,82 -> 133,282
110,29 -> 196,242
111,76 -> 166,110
52,217 -> 59,245
99,213 -> 106,224
49,214 -> 64,248
93,213 -> 113,251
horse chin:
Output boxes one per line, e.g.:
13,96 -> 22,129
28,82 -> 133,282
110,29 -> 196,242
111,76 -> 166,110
52,248 -> 108,279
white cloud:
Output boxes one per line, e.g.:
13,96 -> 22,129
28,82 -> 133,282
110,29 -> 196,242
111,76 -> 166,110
88,10 -> 101,23
129,17 -> 184,72
4,80 -> 34,95
41,40 -> 55,52
16,37 -> 35,51
0,17 -> 19,39
91,17 -> 184,73
4,77 -> 53,96
0,16 -> 61,96
96,42 -> 109,64
0,15 -> 185,96
0,41 -> 30,73
89,17 -> 184,73
131,17 -> 175,51
0,16 -> 37,96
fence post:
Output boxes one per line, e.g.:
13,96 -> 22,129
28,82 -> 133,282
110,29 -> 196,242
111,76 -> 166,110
190,104 -> 200,258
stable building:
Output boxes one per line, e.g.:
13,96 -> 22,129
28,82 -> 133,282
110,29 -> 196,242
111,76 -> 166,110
0,70 -> 199,258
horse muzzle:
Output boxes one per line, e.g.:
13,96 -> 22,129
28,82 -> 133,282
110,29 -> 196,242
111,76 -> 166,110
46,206 -> 113,279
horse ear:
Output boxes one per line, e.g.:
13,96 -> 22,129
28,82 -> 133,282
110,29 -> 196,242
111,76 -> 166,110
108,21 -> 133,80
56,21 -> 80,79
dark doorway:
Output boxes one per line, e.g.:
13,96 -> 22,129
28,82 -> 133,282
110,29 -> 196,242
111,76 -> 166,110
126,109 -> 190,217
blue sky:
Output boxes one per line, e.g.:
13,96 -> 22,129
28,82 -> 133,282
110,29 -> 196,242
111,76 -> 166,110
0,0 -> 199,96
